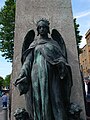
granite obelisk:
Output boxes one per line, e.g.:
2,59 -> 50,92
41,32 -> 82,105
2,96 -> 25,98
11,0 -> 86,119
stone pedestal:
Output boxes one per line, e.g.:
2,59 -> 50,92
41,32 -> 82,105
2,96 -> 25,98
11,0 -> 86,119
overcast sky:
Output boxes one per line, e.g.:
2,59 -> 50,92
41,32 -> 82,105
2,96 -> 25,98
0,0 -> 90,78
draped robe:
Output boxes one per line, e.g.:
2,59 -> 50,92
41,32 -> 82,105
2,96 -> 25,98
18,38 -> 73,120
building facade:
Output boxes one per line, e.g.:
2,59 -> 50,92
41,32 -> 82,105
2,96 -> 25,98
79,29 -> 90,77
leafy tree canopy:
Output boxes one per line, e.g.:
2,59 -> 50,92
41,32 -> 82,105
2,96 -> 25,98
0,76 -> 4,86
3,74 -> 11,87
74,18 -> 82,55
0,0 -> 15,62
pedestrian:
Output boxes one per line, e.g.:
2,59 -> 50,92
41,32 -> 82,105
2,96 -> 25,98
2,92 -> 7,107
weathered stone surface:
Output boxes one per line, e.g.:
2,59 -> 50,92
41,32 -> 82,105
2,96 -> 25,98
11,0 -> 86,119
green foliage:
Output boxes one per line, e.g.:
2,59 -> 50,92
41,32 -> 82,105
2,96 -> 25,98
74,18 -> 82,55
0,75 -> 11,90
0,0 -> 16,62
0,76 -> 4,86
3,74 -> 11,87
0,76 -> 4,90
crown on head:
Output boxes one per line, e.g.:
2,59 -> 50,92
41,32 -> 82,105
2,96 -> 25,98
37,18 -> 50,27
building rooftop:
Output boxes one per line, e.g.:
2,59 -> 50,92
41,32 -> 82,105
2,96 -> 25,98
85,29 -> 90,38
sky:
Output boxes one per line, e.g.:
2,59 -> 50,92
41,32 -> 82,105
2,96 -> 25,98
72,0 -> 90,48
0,0 -> 90,78
0,0 -> 12,78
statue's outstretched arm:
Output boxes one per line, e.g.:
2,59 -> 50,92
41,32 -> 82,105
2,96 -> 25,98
14,50 -> 34,95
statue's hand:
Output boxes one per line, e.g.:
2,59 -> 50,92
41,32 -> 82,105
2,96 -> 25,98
14,77 -> 29,95
14,77 -> 26,86
58,62 -> 66,79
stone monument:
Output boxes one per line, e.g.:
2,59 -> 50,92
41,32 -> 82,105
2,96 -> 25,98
11,0 -> 86,119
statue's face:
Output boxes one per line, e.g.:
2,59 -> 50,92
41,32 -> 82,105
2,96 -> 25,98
38,21 -> 48,36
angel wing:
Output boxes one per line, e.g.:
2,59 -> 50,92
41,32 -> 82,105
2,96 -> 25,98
21,29 -> 35,64
20,30 -> 35,119
51,29 -> 67,62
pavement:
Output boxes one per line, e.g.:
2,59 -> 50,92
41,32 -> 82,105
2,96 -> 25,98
0,97 -> 3,120
0,97 -> 9,120
0,107 -> 4,120
0,106 -> 9,120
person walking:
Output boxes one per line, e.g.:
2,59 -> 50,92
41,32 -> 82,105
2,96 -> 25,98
2,92 -> 7,107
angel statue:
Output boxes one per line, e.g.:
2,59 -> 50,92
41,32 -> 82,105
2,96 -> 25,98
14,18 -> 73,120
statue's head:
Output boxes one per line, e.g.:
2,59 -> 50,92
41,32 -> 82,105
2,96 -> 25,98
37,18 -> 50,36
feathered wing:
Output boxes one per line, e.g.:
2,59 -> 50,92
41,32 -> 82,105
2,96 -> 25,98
51,29 -> 73,106
21,29 -> 35,64
51,29 -> 67,62
21,30 -> 35,119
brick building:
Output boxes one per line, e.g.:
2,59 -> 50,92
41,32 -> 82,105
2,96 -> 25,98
79,29 -> 90,77
79,29 -> 90,119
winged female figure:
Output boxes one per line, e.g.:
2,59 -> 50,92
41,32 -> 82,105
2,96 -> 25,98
14,18 -> 73,120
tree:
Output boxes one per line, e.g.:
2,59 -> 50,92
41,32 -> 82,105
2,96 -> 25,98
0,0 -> 15,62
3,74 -> 11,87
74,18 -> 82,55
0,76 -> 4,90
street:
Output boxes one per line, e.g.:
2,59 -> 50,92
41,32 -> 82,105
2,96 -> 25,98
0,97 -> 3,112
0,97 -> 4,120
0,96 -> 9,120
